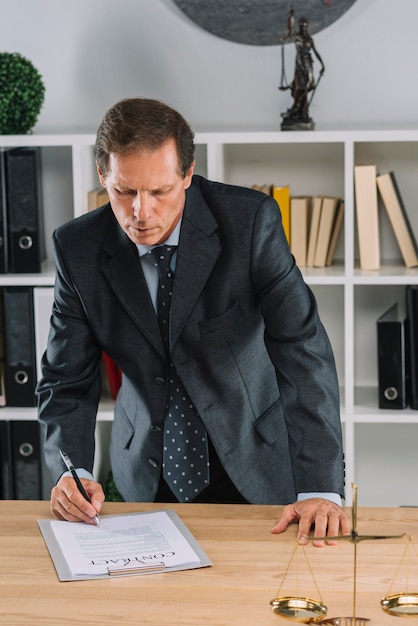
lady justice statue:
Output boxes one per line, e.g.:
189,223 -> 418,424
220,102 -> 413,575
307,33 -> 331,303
279,9 -> 325,130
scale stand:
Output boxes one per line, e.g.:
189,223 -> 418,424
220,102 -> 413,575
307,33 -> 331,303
270,484 -> 418,622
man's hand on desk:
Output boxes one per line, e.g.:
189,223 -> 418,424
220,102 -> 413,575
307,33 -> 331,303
51,476 -> 105,524
271,498 -> 351,547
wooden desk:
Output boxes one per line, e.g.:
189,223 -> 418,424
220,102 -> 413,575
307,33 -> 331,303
1,502 -> 418,625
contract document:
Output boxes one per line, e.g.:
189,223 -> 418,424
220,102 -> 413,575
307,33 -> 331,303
38,509 -> 212,581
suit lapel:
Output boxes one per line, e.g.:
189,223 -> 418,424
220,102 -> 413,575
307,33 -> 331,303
101,218 -> 165,357
170,184 -> 220,349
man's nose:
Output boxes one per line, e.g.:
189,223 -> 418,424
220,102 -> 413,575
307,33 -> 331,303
133,193 -> 152,220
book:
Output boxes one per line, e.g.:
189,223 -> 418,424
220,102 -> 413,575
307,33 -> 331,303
377,303 -> 407,409
0,288 -> 5,407
313,196 -> 340,268
87,187 -> 109,212
38,509 -> 212,581
354,164 -> 380,270
260,184 -> 273,195
0,148 -> 45,274
405,285 -> 418,410
272,185 -> 290,244
290,196 -> 311,267
102,352 -> 122,400
325,201 -> 344,266
33,286 -> 54,380
10,420 -> 42,499
306,196 -> 323,267
251,183 -> 272,197
0,420 -> 13,499
5,147 -> 45,273
0,150 -> 8,273
3,286 -> 37,407
376,171 -> 418,268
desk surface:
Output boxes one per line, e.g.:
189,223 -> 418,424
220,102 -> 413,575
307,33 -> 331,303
1,502 -> 418,625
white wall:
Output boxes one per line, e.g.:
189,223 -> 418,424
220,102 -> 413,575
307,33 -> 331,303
1,0 -> 416,133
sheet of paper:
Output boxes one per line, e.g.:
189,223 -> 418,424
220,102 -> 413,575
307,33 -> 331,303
50,510 -> 201,576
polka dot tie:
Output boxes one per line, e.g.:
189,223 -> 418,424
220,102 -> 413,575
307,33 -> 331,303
150,245 -> 210,502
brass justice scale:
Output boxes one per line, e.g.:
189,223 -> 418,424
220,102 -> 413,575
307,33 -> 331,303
270,484 -> 418,623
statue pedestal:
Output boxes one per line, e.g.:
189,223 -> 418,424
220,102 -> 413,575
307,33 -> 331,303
281,115 -> 315,131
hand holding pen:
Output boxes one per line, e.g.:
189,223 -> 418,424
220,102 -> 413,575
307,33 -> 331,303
59,450 -> 101,525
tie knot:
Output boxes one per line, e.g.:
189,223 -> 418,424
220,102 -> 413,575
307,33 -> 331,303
150,245 -> 176,276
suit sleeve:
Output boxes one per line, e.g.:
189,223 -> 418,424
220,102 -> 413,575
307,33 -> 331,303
36,233 -> 102,483
251,196 -> 344,497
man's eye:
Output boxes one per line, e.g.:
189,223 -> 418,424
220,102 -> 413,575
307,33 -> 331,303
115,189 -> 135,196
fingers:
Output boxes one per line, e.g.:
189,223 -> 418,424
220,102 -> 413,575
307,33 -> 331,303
50,476 -> 104,524
271,503 -> 299,534
272,498 -> 351,547
298,500 -> 351,547
298,508 -> 336,547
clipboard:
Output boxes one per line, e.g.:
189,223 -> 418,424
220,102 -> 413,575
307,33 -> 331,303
38,508 -> 212,582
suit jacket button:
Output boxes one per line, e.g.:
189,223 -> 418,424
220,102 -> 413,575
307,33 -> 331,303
155,376 -> 165,385
148,458 -> 159,468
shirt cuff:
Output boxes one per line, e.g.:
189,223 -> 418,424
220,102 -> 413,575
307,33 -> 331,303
297,492 -> 342,506
62,468 -> 94,480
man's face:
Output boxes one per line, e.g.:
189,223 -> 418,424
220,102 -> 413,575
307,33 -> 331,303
97,138 -> 194,246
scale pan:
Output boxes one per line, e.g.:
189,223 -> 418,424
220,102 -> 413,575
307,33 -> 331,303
381,592 -> 418,615
316,618 -> 369,625
270,596 -> 327,622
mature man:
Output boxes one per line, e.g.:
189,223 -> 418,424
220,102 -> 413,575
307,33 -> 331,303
37,97 -> 349,545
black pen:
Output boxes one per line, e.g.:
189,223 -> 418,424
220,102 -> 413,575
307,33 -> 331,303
59,449 -> 100,526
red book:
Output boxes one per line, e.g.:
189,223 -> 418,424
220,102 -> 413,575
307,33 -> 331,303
102,352 -> 122,400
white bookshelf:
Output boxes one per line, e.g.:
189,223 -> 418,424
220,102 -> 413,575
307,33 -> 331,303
2,129 -> 418,507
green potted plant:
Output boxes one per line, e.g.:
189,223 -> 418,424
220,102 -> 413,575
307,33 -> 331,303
0,52 -> 45,134
105,470 -> 124,502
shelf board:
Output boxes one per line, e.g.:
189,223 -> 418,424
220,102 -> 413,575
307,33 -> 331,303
0,259 -> 56,286
354,264 -> 418,284
354,387 -> 418,422
0,400 -> 114,422
195,128 -> 418,145
2,128 -> 418,147
0,407 -> 38,420
0,133 -> 96,146
97,399 -> 115,421
302,263 -> 346,284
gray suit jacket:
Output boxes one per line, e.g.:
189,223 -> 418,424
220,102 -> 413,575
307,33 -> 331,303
37,175 -> 345,504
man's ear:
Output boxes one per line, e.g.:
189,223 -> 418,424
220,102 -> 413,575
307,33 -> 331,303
96,162 -> 106,187
184,160 -> 195,190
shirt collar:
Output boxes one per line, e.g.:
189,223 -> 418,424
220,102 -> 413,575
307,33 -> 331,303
136,216 -> 182,258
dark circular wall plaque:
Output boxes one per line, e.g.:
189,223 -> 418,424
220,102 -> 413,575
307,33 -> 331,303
172,0 -> 358,46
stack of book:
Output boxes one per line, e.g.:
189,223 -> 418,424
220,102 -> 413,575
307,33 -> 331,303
355,165 -> 418,270
252,184 -> 344,268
